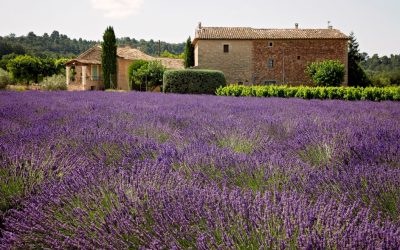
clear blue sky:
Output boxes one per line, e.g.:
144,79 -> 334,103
1,0 -> 399,56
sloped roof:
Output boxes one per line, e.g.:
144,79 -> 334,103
193,27 -> 348,43
66,45 -> 102,65
117,46 -> 154,61
66,45 -> 183,69
157,58 -> 184,69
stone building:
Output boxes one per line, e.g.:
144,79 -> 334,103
193,24 -> 349,85
66,45 -> 184,91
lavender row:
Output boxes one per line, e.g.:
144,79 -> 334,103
0,91 -> 399,248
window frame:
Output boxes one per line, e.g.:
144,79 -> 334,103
91,64 -> 99,81
223,44 -> 229,53
267,58 -> 274,69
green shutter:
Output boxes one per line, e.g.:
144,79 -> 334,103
92,65 -> 98,80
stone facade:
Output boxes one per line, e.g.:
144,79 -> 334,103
117,58 -> 131,91
252,39 -> 348,85
195,40 -> 253,84
194,26 -> 349,86
66,45 -> 184,91
68,64 -> 103,91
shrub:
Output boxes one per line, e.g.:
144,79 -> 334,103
216,85 -> 400,101
41,74 -> 67,91
128,60 -> 148,90
0,68 -> 14,89
163,69 -> 226,94
128,60 -> 165,91
0,53 -> 18,70
306,60 -> 345,87
160,50 -> 184,59
145,61 -> 166,89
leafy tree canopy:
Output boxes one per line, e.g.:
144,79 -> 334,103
128,60 -> 165,91
0,32 -> 184,59
306,60 -> 345,87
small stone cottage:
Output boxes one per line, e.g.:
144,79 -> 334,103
193,23 -> 349,85
66,45 -> 184,91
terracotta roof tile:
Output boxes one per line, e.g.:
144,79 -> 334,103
67,45 -> 183,69
117,46 -> 154,61
156,58 -> 184,69
194,27 -> 348,43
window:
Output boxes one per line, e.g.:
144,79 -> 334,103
223,44 -> 229,53
91,65 -> 99,81
264,80 -> 277,85
267,59 -> 274,68
268,42 -> 273,47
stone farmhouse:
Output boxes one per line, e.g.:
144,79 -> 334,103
66,45 -> 184,91
193,23 -> 349,85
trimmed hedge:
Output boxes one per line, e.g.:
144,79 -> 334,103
216,85 -> 400,101
163,69 -> 226,94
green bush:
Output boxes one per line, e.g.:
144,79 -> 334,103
128,60 -> 148,90
160,50 -> 184,59
306,60 -> 345,87
163,69 -> 226,94
41,74 -> 67,91
216,85 -> 400,101
128,60 -> 165,91
0,68 -> 14,89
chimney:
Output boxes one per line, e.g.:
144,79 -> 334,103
295,23 -> 299,29
328,21 -> 333,29
198,22 -> 202,30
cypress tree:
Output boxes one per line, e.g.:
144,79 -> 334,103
102,26 -> 117,89
184,37 -> 194,68
348,32 -> 370,87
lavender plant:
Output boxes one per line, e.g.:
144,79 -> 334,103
0,91 -> 399,248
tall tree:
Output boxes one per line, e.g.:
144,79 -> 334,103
184,37 -> 194,68
348,32 -> 370,87
7,55 -> 41,84
102,26 -> 117,89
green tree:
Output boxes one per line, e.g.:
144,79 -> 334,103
102,26 -> 117,89
7,55 -> 42,84
39,58 -> 58,78
183,37 -> 194,68
348,32 -> 370,87
160,50 -> 184,59
306,60 -> 345,87
0,53 -> 19,70
128,60 -> 165,91
145,61 -> 166,88
128,59 -> 149,90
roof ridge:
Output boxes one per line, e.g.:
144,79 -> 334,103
194,26 -> 348,42
77,44 -> 101,59
200,27 -> 340,31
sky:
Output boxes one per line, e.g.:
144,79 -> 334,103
0,0 -> 399,56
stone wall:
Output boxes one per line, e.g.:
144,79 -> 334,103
195,40 -> 253,84
68,65 -> 104,90
195,39 -> 348,86
117,58 -> 131,91
253,39 -> 348,86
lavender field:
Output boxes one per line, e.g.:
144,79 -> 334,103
0,91 -> 399,249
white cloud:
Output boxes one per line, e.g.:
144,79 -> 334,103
90,0 -> 144,19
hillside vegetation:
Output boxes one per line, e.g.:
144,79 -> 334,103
0,31 -> 185,58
